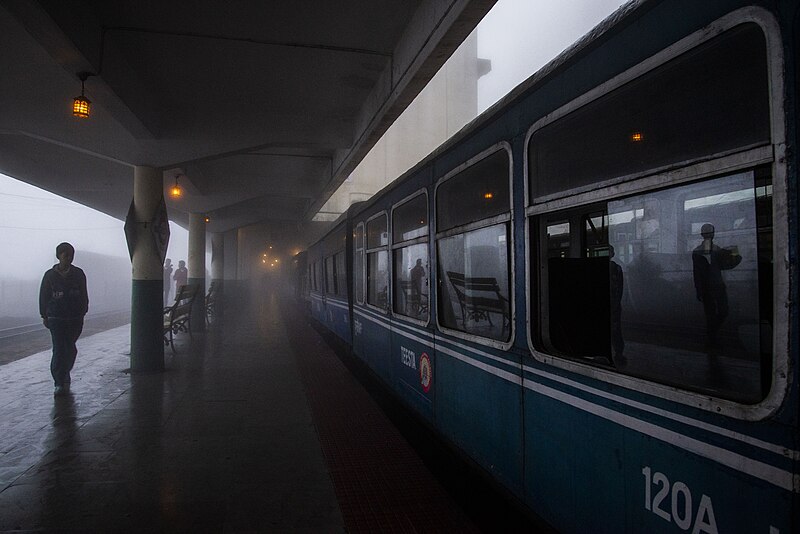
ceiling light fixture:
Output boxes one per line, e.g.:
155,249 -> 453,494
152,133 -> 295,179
170,175 -> 183,198
72,72 -> 93,118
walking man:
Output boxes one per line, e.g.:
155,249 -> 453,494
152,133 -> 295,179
39,242 -> 89,396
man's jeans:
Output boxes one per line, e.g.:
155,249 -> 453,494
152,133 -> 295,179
49,318 -> 84,387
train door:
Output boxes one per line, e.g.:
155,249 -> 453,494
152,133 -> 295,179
389,190 -> 435,422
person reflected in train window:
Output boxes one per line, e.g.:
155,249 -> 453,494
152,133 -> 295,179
410,258 -> 425,314
692,224 -> 741,351
608,246 -> 625,366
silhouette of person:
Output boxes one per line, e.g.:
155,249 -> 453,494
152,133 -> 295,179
608,246 -> 625,365
692,224 -> 741,349
173,260 -> 188,294
39,242 -> 89,396
410,259 -> 425,313
163,258 -> 173,305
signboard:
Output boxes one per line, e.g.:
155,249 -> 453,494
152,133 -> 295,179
123,199 -> 136,262
123,197 -> 170,264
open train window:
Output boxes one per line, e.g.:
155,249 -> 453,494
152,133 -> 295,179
354,223 -> 365,304
392,191 -> 429,323
533,168 -> 773,404
366,213 -> 389,311
436,146 -> 512,345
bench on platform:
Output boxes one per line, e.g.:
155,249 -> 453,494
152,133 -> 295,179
163,284 -> 199,353
446,271 -> 510,332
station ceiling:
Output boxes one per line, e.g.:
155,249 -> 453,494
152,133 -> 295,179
0,0 -> 495,242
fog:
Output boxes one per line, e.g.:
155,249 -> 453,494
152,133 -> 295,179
0,172 -> 188,328
477,0 -> 628,112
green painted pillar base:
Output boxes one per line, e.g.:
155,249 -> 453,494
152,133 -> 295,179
189,277 -> 206,332
131,279 -> 165,372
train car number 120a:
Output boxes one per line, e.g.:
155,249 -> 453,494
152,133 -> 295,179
642,466 -> 718,533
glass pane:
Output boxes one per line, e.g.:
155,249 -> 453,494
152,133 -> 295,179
529,24 -> 770,201
367,250 -> 389,309
537,170 -> 772,403
393,244 -> 429,321
437,149 -> 510,232
367,215 -> 388,248
393,194 -> 428,242
584,212 -> 609,257
437,223 -> 511,341
325,256 -> 335,294
354,225 -> 364,303
336,252 -> 347,297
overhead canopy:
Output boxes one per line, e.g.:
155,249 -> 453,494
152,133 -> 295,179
0,0 -> 495,244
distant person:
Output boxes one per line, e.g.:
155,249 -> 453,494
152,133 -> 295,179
39,242 -> 88,397
608,246 -> 625,365
410,259 -> 425,313
163,258 -> 173,305
173,260 -> 188,294
692,224 -> 741,350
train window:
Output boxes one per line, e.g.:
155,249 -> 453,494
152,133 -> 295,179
367,215 -> 389,311
325,256 -> 335,294
367,216 -> 388,248
528,23 -> 770,202
438,225 -> 511,341
354,224 -> 365,304
335,251 -> 346,298
436,147 -> 512,343
533,169 -> 773,404
437,150 -> 510,233
393,194 -> 427,241
392,193 -> 429,322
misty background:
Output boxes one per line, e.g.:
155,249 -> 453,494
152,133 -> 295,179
0,0 -> 625,334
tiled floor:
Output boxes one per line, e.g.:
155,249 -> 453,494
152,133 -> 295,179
0,290 -> 487,532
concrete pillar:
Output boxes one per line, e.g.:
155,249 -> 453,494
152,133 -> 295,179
188,212 -> 206,332
130,166 -> 165,372
210,232 -> 224,320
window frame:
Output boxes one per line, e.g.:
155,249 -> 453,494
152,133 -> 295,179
365,210 -> 390,314
523,7 -> 788,420
434,142 -> 515,350
354,222 -> 366,305
390,189 -> 430,326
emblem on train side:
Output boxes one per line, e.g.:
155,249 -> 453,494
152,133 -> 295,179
419,353 -> 432,393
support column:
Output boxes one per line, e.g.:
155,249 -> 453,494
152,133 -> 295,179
130,166 -> 165,372
188,213 -> 206,332
210,232 -> 224,320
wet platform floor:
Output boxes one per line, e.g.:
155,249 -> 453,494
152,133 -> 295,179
0,291 -> 538,532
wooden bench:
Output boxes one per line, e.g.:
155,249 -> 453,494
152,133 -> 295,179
398,280 -> 428,317
163,284 -> 199,353
205,280 -> 219,325
446,271 -> 510,331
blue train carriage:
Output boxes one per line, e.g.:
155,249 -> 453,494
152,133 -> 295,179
308,210 -> 354,344
350,168 -> 438,422
507,1 -> 795,532
313,0 -> 798,532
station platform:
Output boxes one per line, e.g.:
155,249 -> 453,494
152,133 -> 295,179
0,289 -> 538,532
